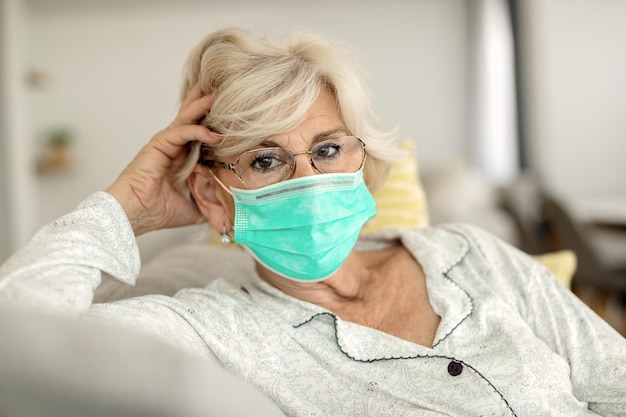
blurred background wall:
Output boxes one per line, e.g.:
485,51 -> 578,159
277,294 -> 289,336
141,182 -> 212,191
519,0 -> 626,197
1,0 -> 625,263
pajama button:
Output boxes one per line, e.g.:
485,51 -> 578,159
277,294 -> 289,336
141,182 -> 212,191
448,361 -> 463,376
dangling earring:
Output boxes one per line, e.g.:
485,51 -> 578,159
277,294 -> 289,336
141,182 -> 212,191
221,226 -> 232,245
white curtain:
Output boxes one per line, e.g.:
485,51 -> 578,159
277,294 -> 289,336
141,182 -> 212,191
467,0 -> 519,185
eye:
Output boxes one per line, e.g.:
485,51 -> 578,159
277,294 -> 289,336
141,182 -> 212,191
250,152 -> 285,171
313,141 -> 341,159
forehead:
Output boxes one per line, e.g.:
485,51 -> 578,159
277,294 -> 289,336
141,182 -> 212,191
265,90 -> 347,148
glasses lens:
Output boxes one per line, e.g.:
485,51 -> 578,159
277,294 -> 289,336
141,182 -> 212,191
233,136 -> 365,189
311,136 -> 365,174
237,147 -> 294,189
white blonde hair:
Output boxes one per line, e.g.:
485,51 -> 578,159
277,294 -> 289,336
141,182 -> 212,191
176,28 -> 400,195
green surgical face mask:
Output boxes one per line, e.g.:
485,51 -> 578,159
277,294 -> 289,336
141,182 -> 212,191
230,169 -> 376,282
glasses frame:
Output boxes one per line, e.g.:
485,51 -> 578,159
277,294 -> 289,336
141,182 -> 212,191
201,136 -> 367,188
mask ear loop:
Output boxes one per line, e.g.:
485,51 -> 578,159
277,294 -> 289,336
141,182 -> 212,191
203,168 -> 234,245
205,166 -> 234,196
212,177 -> 233,245
221,226 -> 232,245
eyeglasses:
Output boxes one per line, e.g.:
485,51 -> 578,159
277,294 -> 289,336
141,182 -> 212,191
201,136 -> 366,189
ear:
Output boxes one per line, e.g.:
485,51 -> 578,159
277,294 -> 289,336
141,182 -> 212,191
187,165 -> 234,232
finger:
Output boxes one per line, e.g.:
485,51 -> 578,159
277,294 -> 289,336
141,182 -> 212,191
171,93 -> 217,127
152,125 -> 221,159
180,82 -> 205,109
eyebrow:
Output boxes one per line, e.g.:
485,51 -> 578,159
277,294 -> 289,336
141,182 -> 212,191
260,127 -> 349,148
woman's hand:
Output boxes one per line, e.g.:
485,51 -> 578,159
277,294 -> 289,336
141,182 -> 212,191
106,83 -> 221,236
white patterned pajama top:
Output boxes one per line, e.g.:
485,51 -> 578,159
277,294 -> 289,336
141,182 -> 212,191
1,192 -> 624,416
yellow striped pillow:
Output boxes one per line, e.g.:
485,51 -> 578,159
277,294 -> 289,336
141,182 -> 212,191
361,140 -> 429,235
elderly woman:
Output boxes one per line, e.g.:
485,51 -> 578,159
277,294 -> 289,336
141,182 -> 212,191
0,28 -> 624,416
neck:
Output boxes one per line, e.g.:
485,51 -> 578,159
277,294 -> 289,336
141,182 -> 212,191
257,244 -> 439,347
255,244 -> 403,308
